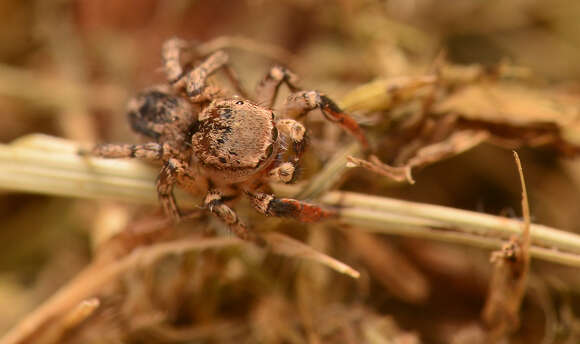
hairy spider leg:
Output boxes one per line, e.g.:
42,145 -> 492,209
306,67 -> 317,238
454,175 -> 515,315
245,191 -> 337,223
283,90 -> 369,149
204,190 -> 266,246
254,66 -> 369,148
262,118 -> 309,184
254,65 -> 299,108
157,158 -> 183,221
90,142 -> 172,161
162,38 -> 247,98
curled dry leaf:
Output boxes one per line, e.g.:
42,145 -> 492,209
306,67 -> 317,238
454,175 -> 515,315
481,152 -> 531,342
349,130 -> 488,181
405,130 -> 490,168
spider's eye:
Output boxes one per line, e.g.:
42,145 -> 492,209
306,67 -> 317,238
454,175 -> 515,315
235,100 -> 244,105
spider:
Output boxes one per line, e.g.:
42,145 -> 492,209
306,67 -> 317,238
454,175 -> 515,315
89,38 -> 369,245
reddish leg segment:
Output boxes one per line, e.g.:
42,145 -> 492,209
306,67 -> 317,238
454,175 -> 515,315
283,90 -> 369,149
246,192 -> 337,223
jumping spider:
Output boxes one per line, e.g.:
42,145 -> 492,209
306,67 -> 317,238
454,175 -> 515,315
89,38 -> 369,245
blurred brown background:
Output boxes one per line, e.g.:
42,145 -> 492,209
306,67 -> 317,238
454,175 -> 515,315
2,1 -> 580,343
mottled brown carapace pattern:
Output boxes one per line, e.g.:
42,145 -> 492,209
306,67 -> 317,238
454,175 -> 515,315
90,37 -> 368,244
193,99 -> 278,182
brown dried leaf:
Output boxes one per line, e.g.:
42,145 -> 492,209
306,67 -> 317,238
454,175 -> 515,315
406,130 -> 490,168
435,83 -> 580,127
481,152 -> 531,342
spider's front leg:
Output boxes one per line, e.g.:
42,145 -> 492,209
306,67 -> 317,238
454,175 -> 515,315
162,38 -> 246,98
276,118 -> 308,158
156,158 -> 187,222
254,65 -> 299,108
246,191 -> 337,223
89,142 -> 171,161
264,119 -> 307,185
267,160 -> 300,184
154,157 -> 207,223
203,191 -> 265,245
282,90 -> 369,149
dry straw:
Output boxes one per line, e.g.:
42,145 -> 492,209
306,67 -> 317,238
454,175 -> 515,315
1,134 -> 580,268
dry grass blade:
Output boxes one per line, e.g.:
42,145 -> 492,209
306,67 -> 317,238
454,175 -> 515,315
321,192 -> 580,267
264,232 -> 360,279
346,155 -> 414,184
481,151 -> 532,342
1,135 -> 580,268
34,298 -> 100,344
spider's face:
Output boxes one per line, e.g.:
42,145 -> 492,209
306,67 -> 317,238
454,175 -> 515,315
192,99 -> 279,181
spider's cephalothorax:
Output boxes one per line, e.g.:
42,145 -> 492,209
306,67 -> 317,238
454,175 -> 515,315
193,99 -> 278,182
90,37 -> 369,245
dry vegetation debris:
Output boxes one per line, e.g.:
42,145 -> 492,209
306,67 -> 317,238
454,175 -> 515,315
2,1 -> 580,343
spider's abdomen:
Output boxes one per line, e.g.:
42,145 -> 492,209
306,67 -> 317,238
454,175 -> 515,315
127,86 -> 195,142
192,99 -> 278,181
